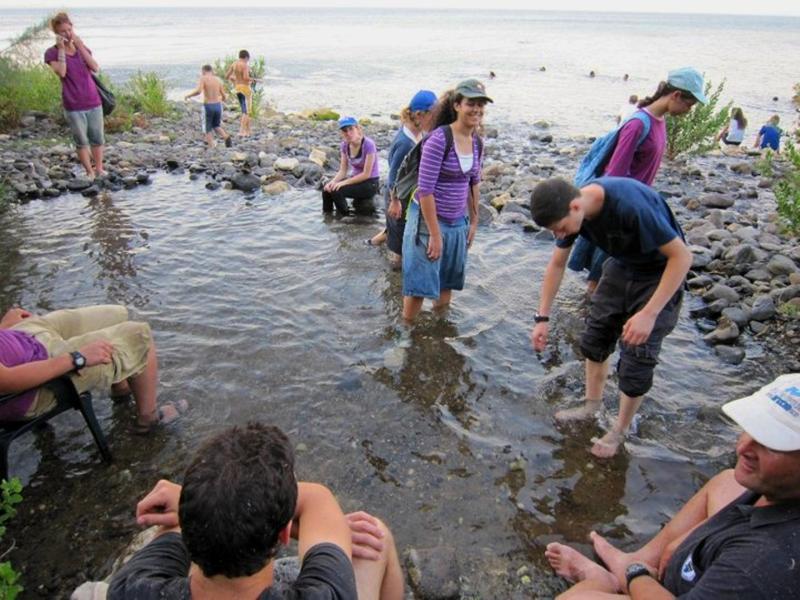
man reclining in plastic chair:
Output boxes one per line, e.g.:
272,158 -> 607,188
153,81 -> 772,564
0,305 -> 186,433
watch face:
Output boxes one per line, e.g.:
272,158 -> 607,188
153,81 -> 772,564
72,352 -> 86,368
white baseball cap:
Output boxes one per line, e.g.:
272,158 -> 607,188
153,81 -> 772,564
722,374 -> 800,451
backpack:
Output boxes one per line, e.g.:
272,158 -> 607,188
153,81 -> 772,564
573,111 -> 651,187
391,125 -> 484,219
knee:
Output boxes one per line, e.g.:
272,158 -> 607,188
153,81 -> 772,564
580,334 -> 614,364
617,348 -> 658,397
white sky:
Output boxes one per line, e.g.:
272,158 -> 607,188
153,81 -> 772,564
2,0 -> 800,17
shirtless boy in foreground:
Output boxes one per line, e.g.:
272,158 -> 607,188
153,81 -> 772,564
185,64 -> 232,148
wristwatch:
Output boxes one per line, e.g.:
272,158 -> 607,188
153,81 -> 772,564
625,563 -> 653,587
533,312 -> 550,323
70,351 -> 86,371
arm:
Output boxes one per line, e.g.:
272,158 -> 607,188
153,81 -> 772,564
184,79 -> 202,100
753,127 -> 764,149
136,479 -> 182,535
225,63 -> 235,82
72,35 -> 99,72
323,151 -> 349,192
335,151 -> 376,187
604,119 -> 645,177
293,482 -> 352,560
47,39 -> 67,78
467,183 -> 480,247
530,245 -> 571,351
0,308 -> 31,329
418,193 -> 442,260
621,237 -> 691,345
0,338 -> 114,394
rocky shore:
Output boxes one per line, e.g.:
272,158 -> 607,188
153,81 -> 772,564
3,100 -> 797,375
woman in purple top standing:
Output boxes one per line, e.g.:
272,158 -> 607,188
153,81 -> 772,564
401,79 -> 490,322
322,117 -> 380,215
44,12 -> 106,179
572,67 -> 707,294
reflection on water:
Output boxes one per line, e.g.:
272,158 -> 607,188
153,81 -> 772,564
0,175 -> 785,596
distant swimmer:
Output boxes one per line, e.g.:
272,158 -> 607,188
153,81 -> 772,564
539,66 -> 546,72
623,73 -> 629,81
589,70 -> 596,78
489,70 -> 496,79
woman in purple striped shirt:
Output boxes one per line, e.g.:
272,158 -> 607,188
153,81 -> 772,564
401,80 -> 490,321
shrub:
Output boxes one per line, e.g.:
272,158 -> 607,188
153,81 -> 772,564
0,478 -> 23,599
124,71 -> 171,117
213,55 -> 267,121
0,57 -> 61,131
665,78 -> 730,160
771,141 -> 800,236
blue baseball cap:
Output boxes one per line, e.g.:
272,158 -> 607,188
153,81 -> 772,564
667,67 -> 708,104
409,90 -> 437,112
338,116 -> 358,129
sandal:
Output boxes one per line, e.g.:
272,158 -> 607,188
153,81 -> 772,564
134,399 -> 189,435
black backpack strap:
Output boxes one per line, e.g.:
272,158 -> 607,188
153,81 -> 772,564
442,124 -> 454,160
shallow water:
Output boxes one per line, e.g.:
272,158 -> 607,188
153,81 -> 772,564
0,176 -> 782,596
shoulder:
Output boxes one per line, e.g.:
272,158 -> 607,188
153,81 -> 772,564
290,543 -> 357,596
108,532 -> 190,598
363,137 -> 377,152
44,46 -> 58,61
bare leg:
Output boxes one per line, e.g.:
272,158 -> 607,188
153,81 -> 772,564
432,289 -> 452,311
241,114 -> 252,136
555,358 -> 608,421
204,132 -> 215,148
215,127 -> 232,147
591,392 -> 643,458
353,519 -> 404,600
369,229 -> 388,246
76,147 -> 95,178
545,543 -> 618,591
128,341 -> 158,425
91,145 -> 105,175
402,296 -> 424,322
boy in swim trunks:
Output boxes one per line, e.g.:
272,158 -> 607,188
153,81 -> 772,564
185,64 -> 233,149
225,49 -> 255,137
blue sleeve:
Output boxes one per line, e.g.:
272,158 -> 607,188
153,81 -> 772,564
387,136 -> 414,189
555,234 -> 578,249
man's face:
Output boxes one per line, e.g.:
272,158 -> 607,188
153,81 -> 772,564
547,204 -> 583,240
734,432 -> 800,502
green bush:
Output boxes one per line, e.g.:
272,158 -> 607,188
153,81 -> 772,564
665,79 -> 730,160
0,478 -> 23,599
213,55 -> 267,121
771,142 -> 800,236
124,71 -> 171,117
0,57 -> 61,131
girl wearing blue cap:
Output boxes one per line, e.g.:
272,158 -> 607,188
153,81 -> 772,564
570,66 -> 706,295
366,90 -> 438,263
402,79 -> 490,321
322,117 -> 380,215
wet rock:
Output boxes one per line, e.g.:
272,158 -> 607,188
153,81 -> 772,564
729,161 -> 753,176
721,306 -> 749,328
704,317 -> 740,344
690,246 -> 713,269
136,172 -> 151,184
274,157 -> 300,171
308,148 -> 327,167
263,180 -> 290,195
406,547 -> 460,600
502,201 -> 530,216
744,267 -> 771,282
699,193 -> 734,208
686,231 -> 710,247
81,185 -> 100,197
703,284 -> 740,303
687,275 -> 713,290
767,255 -> 798,276
478,203 -> 498,225
166,157 -> 180,170
723,244 -> 759,266
771,285 -> 800,303
749,295 -> 776,322
231,173 -> 261,192
66,177 -> 93,191
205,181 -> 221,190
490,192 -> 512,210
715,345 -> 745,364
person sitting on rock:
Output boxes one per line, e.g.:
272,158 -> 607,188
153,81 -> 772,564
529,177 -> 692,457
754,114 -> 782,153
322,116 -> 380,215
544,373 -> 800,599
109,421 -> 404,599
0,305 -> 186,433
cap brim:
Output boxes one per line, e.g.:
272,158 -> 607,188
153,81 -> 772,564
722,396 -> 800,451
462,93 -> 493,103
692,92 -> 709,105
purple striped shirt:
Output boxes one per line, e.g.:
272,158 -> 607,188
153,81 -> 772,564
416,127 -> 482,222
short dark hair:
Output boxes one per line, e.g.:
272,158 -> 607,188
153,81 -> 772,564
179,422 -> 298,578
239,49 -> 250,59
201,64 -> 212,73
530,178 -> 580,227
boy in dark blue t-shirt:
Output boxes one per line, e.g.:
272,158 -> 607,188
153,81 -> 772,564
529,177 -> 692,457
754,115 -> 782,152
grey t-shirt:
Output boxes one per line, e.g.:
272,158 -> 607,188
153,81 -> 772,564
663,490 -> 800,599
108,532 -> 357,599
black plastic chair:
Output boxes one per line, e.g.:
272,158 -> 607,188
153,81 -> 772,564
0,376 -> 112,480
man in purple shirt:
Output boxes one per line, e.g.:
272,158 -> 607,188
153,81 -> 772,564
0,305 -> 185,433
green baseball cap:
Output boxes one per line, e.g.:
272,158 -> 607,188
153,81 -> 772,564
455,79 -> 493,103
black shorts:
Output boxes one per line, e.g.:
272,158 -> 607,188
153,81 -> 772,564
580,259 -> 682,397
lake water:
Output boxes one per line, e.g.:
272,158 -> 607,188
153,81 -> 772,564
1,7 -> 799,135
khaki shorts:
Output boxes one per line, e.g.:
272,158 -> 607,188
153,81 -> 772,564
11,305 -> 151,417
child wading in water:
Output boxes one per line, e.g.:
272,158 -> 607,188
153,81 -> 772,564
185,65 -> 233,149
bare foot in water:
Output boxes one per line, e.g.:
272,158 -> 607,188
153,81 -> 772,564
590,429 -> 624,458
544,542 -> 619,591
590,531 -> 636,588
555,400 -> 603,422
